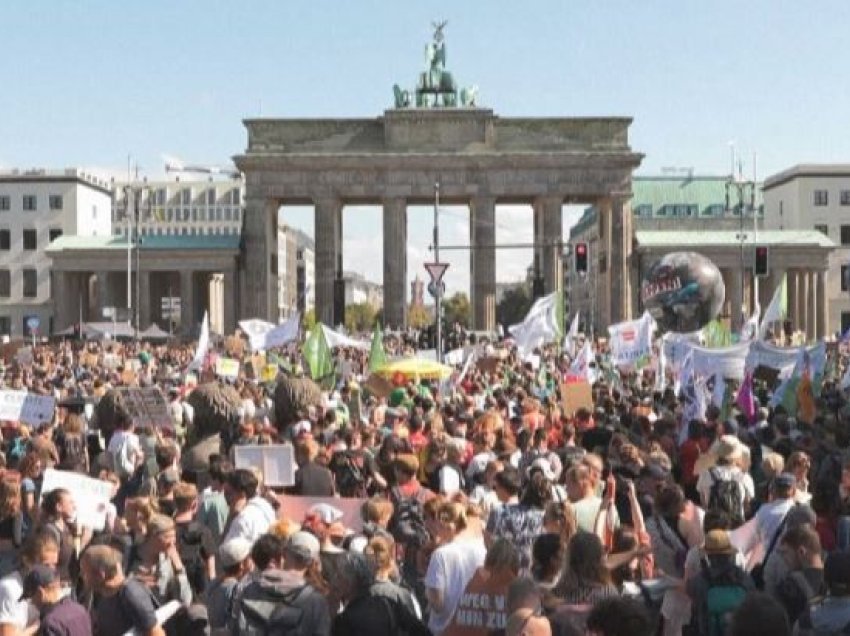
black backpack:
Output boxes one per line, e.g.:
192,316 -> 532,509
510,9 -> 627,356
707,468 -> 745,528
176,521 -> 208,596
331,450 -> 367,498
389,487 -> 430,549
238,582 -> 308,636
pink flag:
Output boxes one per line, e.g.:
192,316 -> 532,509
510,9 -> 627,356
736,371 -> 756,424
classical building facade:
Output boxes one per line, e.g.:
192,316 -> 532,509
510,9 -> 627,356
234,110 -> 642,331
568,174 -> 835,338
0,169 -> 112,338
762,165 -> 850,333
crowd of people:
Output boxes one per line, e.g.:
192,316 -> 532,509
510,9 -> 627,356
0,328 -> 849,636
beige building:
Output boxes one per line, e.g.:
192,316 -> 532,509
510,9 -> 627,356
762,165 -> 850,334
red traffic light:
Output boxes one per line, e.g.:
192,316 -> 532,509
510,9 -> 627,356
576,244 -> 586,255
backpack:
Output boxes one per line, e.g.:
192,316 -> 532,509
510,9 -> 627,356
707,467 -> 745,528
176,521 -> 208,596
57,433 -> 86,472
701,562 -> 747,636
331,450 -> 367,498
238,581 -> 309,636
389,487 -> 430,550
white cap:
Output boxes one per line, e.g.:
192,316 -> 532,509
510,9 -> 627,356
292,420 -> 312,437
527,457 -> 556,481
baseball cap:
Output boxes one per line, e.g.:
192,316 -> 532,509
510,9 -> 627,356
773,473 -> 797,490
219,538 -> 252,569
20,565 -> 58,600
308,502 -> 344,525
527,457 -> 556,481
287,531 -> 320,562
292,420 -> 312,437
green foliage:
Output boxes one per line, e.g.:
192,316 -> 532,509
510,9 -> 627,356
443,292 -> 471,327
303,309 -> 317,331
496,285 -> 533,329
344,302 -> 378,333
408,303 -> 431,329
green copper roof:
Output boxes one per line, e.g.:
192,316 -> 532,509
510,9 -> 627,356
635,229 -> 835,248
632,176 -> 763,215
46,234 -> 240,252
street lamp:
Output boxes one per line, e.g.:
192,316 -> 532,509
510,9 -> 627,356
726,171 -> 757,331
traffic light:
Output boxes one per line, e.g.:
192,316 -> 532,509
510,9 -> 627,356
755,246 -> 769,277
575,242 -> 589,274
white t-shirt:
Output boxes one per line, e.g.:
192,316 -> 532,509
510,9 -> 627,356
107,429 -> 142,477
439,465 -> 462,497
0,572 -> 33,630
425,537 -> 487,634
223,496 -> 276,545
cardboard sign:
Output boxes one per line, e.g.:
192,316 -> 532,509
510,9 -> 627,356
0,390 -> 55,425
476,357 -> 501,374
234,444 -> 295,487
362,374 -> 394,399
215,358 -> 240,380
41,468 -> 113,531
117,387 -> 171,429
561,381 -> 593,416
277,495 -> 366,531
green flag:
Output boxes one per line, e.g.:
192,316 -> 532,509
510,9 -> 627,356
703,320 -> 732,349
302,322 -> 335,389
369,322 -> 387,373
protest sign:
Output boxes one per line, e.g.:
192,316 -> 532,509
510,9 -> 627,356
260,364 -> 279,383
41,468 -> 113,531
277,495 -> 366,531
0,390 -> 55,425
560,381 -> 593,416
608,312 -> 654,370
215,357 -> 240,380
118,387 -> 171,429
363,374 -> 394,399
234,444 -> 296,487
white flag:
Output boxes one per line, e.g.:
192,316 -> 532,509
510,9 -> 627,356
759,274 -> 787,340
239,318 -> 276,352
564,313 -> 580,356
711,371 -> 726,408
740,304 -> 761,342
568,341 -> 597,383
509,292 -> 560,355
188,311 -> 209,371
264,313 -> 300,349
607,312 -> 655,370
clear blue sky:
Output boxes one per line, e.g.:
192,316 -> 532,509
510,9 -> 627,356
2,1 -> 848,296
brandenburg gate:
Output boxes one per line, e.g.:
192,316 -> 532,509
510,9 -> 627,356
234,26 -> 643,331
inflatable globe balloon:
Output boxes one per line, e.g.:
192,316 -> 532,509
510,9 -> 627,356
641,251 -> 725,333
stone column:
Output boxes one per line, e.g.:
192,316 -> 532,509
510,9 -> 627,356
54,271 -> 73,330
138,270 -> 151,329
95,272 -> 111,318
533,196 -> 563,295
314,198 -> 342,327
597,198 -> 613,327
787,270 -> 798,333
180,269 -> 195,330
817,270 -> 828,339
240,196 -> 278,322
223,268 -> 237,335
383,197 -> 408,328
610,197 -> 633,322
470,196 -> 496,331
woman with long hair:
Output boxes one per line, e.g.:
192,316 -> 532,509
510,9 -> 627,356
366,535 -> 422,619
18,451 -> 44,530
55,412 -> 88,473
0,479 -> 22,576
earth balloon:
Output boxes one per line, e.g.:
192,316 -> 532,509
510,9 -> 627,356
641,252 -> 725,333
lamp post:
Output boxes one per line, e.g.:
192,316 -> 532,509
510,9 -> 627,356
726,168 -> 757,331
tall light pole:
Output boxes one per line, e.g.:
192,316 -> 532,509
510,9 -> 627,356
727,154 -> 757,331
433,181 -> 442,362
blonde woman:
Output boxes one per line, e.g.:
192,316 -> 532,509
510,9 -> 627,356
367,535 -> 422,618
424,501 -> 487,634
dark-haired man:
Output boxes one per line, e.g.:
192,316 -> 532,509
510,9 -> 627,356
222,469 -> 275,544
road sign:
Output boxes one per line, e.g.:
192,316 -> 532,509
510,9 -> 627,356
26,317 -> 40,331
424,262 -> 449,286
427,281 -> 446,298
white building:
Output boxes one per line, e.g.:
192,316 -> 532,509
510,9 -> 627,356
763,164 -> 850,334
0,169 -> 112,337
276,226 -> 316,321
297,237 -> 315,315
112,177 -> 242,238
342,271 -> 383,308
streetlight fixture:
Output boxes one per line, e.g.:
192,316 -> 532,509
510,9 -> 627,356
726,159 -> 757,331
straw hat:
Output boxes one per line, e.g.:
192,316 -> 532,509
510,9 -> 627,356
694,435 -> 748,475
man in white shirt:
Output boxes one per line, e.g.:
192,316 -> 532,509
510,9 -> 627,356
0,529 -> 59,634
695,436 -> 754,514
222,469 -> 276,545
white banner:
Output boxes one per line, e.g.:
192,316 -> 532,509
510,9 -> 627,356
661,332 -> 702,376
41,468 -> 113,531
234,444 -> 296,487
265,313 -> 300,349
691,341 -> 751,381
746,341 -> 825,379
321,324 -> 369,351
608,312 -> 655,370
239,318 -> 276,351
0,390 -> 55,426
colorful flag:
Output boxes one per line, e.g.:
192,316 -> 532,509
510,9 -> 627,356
608,312 -> 655,370
568,341 -> 597,384
368,322 -> 387,373
740,305 -> 761,342
188,311 -> 209,372
797,369 -> 816,424
736,371 -> 756,424
564,312 -> 580,357
703,320 -> 732,349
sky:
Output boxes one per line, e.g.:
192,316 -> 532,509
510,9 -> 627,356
2,1 -> 849,298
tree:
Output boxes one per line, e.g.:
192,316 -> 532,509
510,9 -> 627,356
408,303 -> 431,329
443,292 -> 471,328
344,303 -> 377,333
496,285 -> 533,329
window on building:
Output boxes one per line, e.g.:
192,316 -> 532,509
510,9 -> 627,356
166,209 -> 174,222
22,269 -> 36,298
224,208 -> 232,221
841,225 -> 850,245
156,188 -> 166,206
48,228 -> 62,243
207,189 -> 216,205
231,189 -> 240,205
843,266 -> 850,292
843,312 -> 850,336
841,190 -> 850,206
181,227 -> 188,236
814,224 -> 828,236
0,230 -> 9,251
22,229 -> 37,250
183,209 -> 190,222
92,205 -> 97,219
22,195 -> 36,211
0,196 -> 9,211
0,270 -> 9,298
234,208 -> 241,222
49,195 -> 63,210
181,189 -> 191,205
215,209 -> 223,221
192,209 -> 199,221
814,190 -> 828,206
0,316 -> 9,336
634,204 -> 651,217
